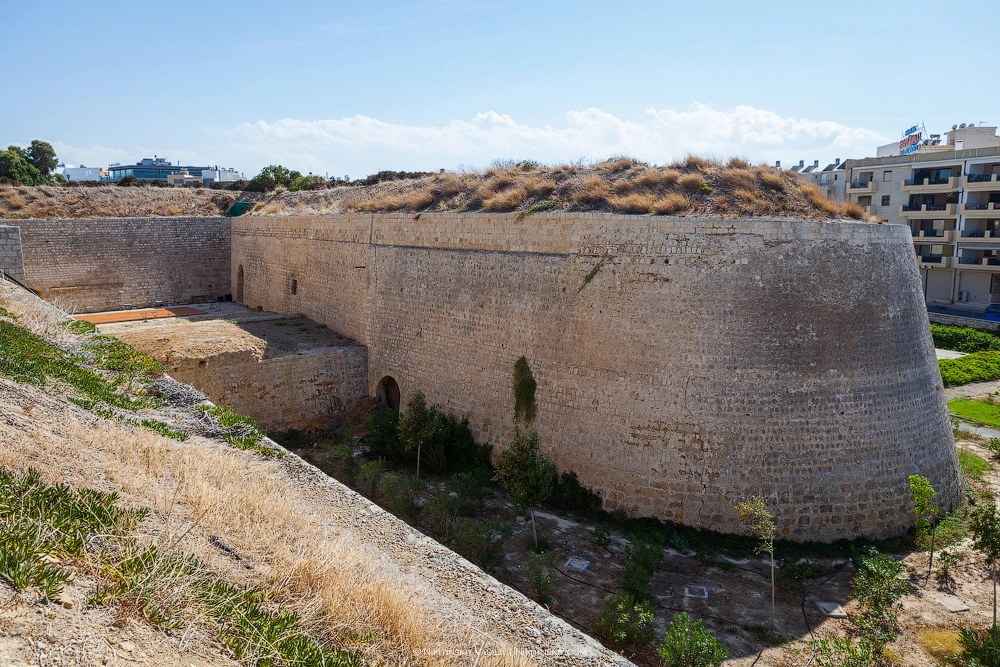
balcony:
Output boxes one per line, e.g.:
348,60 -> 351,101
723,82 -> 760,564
900,203 -> 958,219
958,228 -> 1000,242
964,173 -> 1000,191
957,256 -> 1000,270
918,255 -> 954,268
900,175 -> 961,193
960,202 -> 1000,217
847,179 -> 878,194
911,229 -> 955,243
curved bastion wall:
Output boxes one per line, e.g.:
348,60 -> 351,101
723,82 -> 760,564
232,212 -> 964,541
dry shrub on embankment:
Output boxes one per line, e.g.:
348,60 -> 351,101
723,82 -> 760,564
1,157 -> 875,222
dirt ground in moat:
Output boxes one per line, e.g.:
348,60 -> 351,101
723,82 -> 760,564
287,432 -> 1000,667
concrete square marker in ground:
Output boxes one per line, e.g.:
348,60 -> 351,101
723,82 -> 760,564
816,601 -> 848,618
936,595 -> 970,613
563,557 -> 589,572
684,586 -> 708,599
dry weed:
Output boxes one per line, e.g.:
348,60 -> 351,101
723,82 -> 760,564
759,170 -> 787,191
680,155 -> 710,172
1,187 -> 26,210
608,193 -> 655,214
406,190 -> 435,211
632,169 -> 675,190
430,174 -> 462,198
800,183 -> 840,215
478,173 -> 514,199
721,169 -> 757,191
572,177 -> 610,206
598,157 -> 638,172
651,194 -> 690,215
677,173 -> 706,193
524,177 -> 555,198
483,187 -> 528,212
611,179 -> 633,195
916,628 -> 960,665
842,202 -> 867,219
727,157 -> 751,169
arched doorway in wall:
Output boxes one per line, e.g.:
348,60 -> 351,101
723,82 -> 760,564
236,265 -> 244,303
377,376 -> 400,410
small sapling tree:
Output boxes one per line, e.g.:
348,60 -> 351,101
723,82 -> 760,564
657,611 -> 728,667
908,474 -> 938,581
735,496 -> 777,631
398,391 -> 434,478
971,499 -> 1000,628
493,426 -> 556,551
852,547 -> 908,663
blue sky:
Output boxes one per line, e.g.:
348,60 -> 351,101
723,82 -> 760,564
2,0 -> 996,178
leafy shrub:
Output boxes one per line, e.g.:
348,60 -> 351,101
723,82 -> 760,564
446,468 -> 491,516
357,458 -> 386,497
422,492 -> 461,542
591,593 -> 655,653
364,408 -> 406,461
618,532 -> 663,601
549,470 -> 602,513
116,175 -> 140,187
774,556 -> 820,590
850,547 -> 908,661
657,612 -> 728,667
449,518 -> 509,570
520,552 -> 560,605
391,394 -> 491,474
379,474 -> 426,525
931,324 -> 1000,353
958,625 -> 1000,667
939,351 -> 1000,387
591,525 -> 612,548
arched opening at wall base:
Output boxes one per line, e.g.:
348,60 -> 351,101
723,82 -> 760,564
376,376 -> 400,411
236,265 -> 244,303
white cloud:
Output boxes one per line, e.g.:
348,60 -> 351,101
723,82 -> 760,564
49,104 -> 889,177
228,104 -> 887,175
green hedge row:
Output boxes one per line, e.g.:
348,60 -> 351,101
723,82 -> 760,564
931,323 -> 1000,353
939,350 -> 1000,387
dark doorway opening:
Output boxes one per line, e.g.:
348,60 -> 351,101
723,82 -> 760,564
236,265 -> 244,303
377,376 -> 400,410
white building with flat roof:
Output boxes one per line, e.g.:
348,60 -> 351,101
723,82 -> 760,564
844,124 -> 1000,313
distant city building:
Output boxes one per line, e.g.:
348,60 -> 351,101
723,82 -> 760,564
103,157 -> 241,184
842,124 -> 1000,313
61,166 -> 108,182
788,159 -> 848,202
166,172 -> 204,186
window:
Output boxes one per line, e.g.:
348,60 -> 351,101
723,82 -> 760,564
820,174 -> 827,184
858,195 -> 872,206
291,279 -> 298,295
834,174 -> 838,181
881,195 -> 891,206
883,170 -> 892,182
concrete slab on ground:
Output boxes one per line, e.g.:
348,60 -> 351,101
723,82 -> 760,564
816,601 -> 848,618
936,348 -> 967,360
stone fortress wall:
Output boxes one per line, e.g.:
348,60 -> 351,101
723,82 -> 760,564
0,226 -> 25,285
13,217 -> 231,313
232,212 -> 965,542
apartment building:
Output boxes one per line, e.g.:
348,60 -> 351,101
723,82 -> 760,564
843,125 -> 1000,313
790,159 -> 848,201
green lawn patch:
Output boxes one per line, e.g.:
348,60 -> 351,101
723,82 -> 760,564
949,398 -> 1000,428
939,351 -> 1000,387
958,449 -> 993,483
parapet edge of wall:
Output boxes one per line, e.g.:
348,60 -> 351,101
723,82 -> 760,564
234,212 -> 909,256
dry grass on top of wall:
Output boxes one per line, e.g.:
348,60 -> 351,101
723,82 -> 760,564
0,156 -> 867,222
